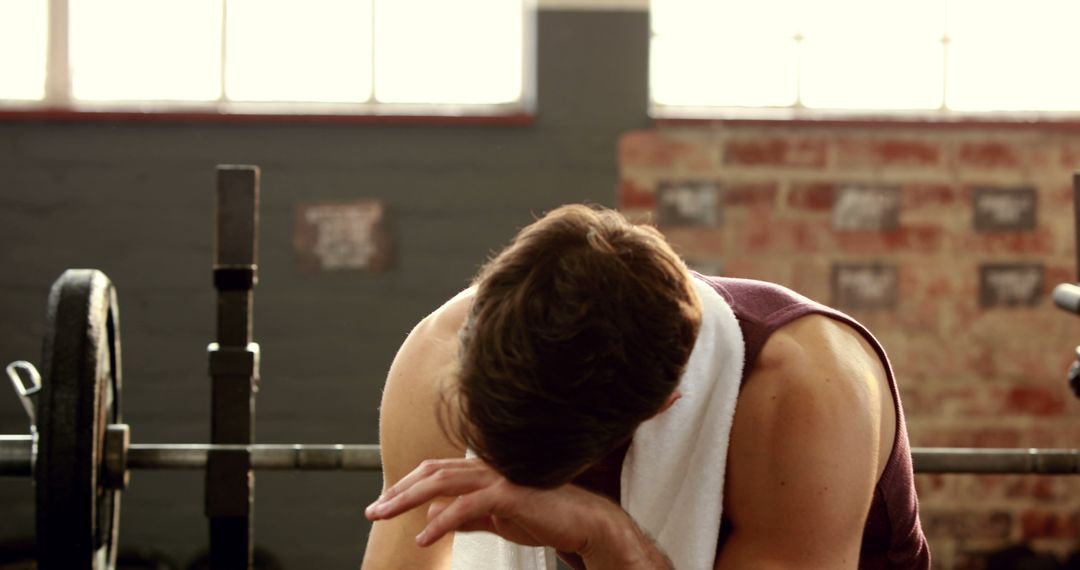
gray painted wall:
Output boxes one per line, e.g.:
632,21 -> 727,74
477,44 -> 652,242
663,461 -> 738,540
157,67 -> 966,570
0,10 -> 648,568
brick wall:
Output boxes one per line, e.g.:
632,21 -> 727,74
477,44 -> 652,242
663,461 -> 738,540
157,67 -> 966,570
619,125 -> 1080,569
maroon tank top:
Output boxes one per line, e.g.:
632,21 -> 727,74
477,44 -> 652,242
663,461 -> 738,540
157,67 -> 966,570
560,276 -> 930,569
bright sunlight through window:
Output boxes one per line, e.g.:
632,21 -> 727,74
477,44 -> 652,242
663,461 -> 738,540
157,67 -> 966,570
0,0 -> 48,101
225,0 -> 373,103
375,0 -> 524,105
651,0 -> 1080,117
4,0 -> 530,115
71,0 -> 223,101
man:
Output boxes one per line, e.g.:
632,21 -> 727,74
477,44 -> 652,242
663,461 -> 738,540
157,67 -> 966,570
362,205 -> 930,569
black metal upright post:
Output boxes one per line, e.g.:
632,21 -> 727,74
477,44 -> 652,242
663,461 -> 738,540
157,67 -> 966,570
1074,172 -> 1080,282
207,165 -> 260,569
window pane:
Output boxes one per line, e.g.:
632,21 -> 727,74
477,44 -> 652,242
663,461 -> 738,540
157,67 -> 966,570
650,0 -> 799,109
374,0 -> 523,105
947,0 -> 1080,111
801,0 -> 944,109
652,0 -> 799,38
0,0 -> 47,100
70,0 -> 222,101
226,0 -> 372,103
651,35 -> 798,108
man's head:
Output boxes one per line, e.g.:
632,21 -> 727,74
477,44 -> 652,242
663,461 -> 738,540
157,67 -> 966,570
448,204 -> 702,488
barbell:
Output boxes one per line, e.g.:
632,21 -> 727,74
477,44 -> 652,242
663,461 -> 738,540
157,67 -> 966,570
3,165 -> 1080,570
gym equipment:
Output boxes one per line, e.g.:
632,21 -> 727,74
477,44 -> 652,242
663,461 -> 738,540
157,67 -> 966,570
2,165 -> 1080,569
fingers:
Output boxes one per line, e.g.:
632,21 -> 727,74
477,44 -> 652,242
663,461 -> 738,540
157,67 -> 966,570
379,458 -> 473,504
418,492 -> 502,546
366,459 -> 499,521
427,498 -> 452,521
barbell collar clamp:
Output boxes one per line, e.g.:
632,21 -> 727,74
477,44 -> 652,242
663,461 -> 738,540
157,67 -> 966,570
103,424 -> 130,490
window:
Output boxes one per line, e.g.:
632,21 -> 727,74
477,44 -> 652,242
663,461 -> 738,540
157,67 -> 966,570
651,0 -> 1080,119
0,0 -> 49,101
0,0 -> 533,117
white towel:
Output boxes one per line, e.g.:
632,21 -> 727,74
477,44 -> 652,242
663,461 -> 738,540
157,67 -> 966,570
452,276 -> 744,569
621,276 -> 744,569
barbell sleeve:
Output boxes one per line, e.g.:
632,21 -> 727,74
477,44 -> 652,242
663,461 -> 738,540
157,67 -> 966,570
0,435 -> 32,476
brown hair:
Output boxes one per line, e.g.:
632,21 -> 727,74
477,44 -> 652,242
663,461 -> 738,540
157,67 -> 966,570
450,204 -> 702,488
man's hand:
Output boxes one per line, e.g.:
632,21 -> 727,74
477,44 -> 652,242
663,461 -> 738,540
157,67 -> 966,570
364,458 -> 672,570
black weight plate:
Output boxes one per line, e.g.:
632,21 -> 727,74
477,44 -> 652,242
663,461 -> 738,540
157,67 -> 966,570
36,269 -> 122,570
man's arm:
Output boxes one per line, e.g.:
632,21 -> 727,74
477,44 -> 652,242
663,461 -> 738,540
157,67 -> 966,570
366,456 -> 673,570
360,293 -> 472,570
716,315 -> 889,569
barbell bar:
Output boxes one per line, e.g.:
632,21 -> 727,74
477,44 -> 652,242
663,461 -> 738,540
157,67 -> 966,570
0,436 -> 381,477
2,433 -> 1078,477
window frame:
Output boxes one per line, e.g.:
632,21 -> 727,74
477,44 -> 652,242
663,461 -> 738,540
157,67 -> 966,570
0,0 -> 537,125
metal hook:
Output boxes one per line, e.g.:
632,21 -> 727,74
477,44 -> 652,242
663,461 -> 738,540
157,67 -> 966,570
7,360 -> 40,430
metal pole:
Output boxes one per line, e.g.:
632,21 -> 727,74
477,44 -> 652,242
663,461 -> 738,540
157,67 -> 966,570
5,440 -> 1080,476
128,444 -> 382,471
208,165 -> 260,570
913,447 -> 1080,474
1,441 -> 381,475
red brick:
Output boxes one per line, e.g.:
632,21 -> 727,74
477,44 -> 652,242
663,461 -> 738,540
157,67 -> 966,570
957,142 -> 1023,169
876,140 -> 941,166
899,265 -> 963,298
787,183 -> 836,211
1003,385 -> 1067,416
618,179 -> 655,210
662,227 -> 725,257
619,130 -> 687,168
901,184 -> 960,209
834,226 -> 946,254
1020,510 -> 1078,539
725,138 -> 827,168
677,145 -> 720,173
723,183 -> 778,208
736,218 -> 830,254
957,227 -> 1057,255
962,342 -> 999,378
914,474 -> 951,500
837,139 -> 942,168
955,474 -> 1010,500
900,384 -> 983,417
921,510 -> 1012,540
1006,478 -> 1062,502
1044,265 -> 1076,293
973,427 -> 1023,448
720,258 -> 792,285
895,300 -> 945,334
791,260 -> 830,302
1060,145 -> 1080,169
1051,185 -> 1075,207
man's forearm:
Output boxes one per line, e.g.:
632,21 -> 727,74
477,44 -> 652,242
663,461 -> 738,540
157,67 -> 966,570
580,509 -> 674,570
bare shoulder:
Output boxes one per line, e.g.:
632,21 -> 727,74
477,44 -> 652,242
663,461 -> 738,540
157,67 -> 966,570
738,313 -> 892,471
717,314 -> 889,568
379,287 -> 476,478
747,314 -> 889,428
362,289 -> 475,570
